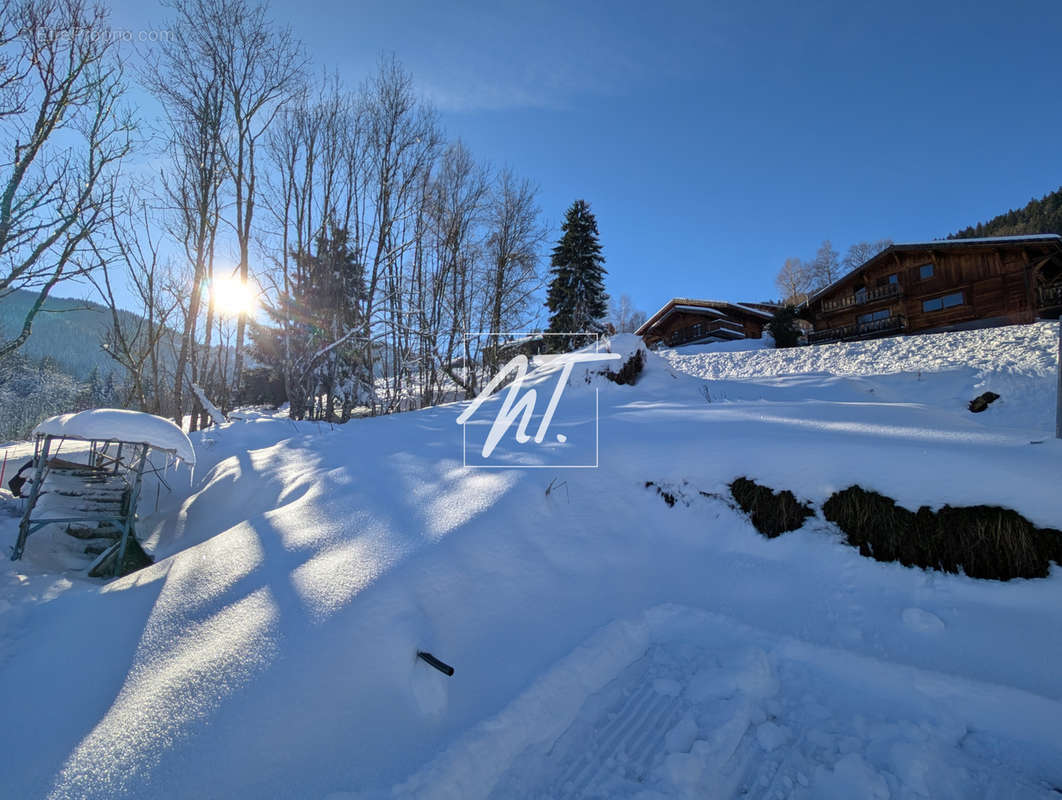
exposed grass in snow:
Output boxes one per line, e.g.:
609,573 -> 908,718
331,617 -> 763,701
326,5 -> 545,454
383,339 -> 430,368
729,477 -> 813,538
823,485 -> 1062,581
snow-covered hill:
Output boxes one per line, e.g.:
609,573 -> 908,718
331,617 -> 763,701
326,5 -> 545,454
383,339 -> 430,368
2,324 -> 1061,799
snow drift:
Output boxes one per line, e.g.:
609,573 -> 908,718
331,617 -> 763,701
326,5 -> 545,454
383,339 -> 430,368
1,324 -> 1061,799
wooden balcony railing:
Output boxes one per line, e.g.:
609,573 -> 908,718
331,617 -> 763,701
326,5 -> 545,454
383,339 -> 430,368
808,314 -> 906,345
1038,284 -> 1062,308
668,318 -> 744,346
820,282 -> 902,313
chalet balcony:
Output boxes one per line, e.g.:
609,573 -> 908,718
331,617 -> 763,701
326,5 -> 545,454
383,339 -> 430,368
807,314 -> 906,345
820,282 -> 902,313
1038,284 -> 1062,309
668,318 -> 745,346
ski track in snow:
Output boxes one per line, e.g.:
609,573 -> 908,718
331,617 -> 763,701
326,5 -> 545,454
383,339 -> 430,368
0,325 -> 1061,799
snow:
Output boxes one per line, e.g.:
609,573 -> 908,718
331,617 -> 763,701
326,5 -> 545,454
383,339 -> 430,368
190,384 -> 226,427
1,324 -> 1061,799
33,409 -> 196,465
669,333 -> 774,353
670,304 -> 727,316
894,233 -> 1062,246
731,303 -> 775,318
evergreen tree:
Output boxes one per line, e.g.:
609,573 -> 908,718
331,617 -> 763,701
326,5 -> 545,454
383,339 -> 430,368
949,186 -> 1062,239
545,199 -> 609,351
250,224 -> 366,420
766,305 -> 802,348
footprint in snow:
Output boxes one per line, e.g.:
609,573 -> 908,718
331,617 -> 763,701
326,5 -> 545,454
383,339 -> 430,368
902,607 -> 945,633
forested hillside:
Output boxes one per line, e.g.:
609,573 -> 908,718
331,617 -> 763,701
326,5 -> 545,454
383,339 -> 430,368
0,290 -> 125,381
950,186 -> 1062,239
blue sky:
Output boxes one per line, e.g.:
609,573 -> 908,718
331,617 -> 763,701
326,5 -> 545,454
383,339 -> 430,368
104,0 -> 1062,318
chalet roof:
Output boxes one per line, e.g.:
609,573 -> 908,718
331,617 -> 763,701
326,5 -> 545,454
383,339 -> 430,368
805,234 -> 1062,306
636,297 -> 776,336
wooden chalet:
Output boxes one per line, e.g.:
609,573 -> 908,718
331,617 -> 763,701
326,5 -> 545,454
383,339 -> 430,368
805,234 -> 1062,344
636,298 -> 777,348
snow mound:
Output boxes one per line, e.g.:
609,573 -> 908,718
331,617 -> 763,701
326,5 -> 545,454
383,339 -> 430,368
34,408 -> 196,465
661,321 -> 1061,431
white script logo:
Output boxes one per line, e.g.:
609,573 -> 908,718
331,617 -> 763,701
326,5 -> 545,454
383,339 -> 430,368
456,352 -> 620,460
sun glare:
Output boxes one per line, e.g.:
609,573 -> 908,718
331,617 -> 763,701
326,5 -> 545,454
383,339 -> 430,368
212,275 -> 257,317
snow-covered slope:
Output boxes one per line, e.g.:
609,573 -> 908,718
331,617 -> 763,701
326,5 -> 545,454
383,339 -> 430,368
663,321 -> 1059,432
2,325 -> 1061,799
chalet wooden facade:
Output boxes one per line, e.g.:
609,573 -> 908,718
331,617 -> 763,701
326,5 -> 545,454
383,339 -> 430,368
636,298 -> 776,348
805,235 -> 1062,344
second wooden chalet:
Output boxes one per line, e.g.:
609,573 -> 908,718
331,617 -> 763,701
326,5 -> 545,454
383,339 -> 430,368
636,298 -> 777,347
805,235 -> 1062,344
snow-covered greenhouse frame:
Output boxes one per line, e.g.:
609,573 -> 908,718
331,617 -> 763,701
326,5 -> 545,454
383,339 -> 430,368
10,409 -> 195,577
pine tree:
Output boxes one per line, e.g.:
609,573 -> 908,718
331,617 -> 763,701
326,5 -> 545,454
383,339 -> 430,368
250,224 -> 366,420
545,199 -> 609,352
766,305 -> 802,348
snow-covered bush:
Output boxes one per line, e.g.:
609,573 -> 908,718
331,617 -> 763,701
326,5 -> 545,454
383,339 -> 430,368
603,348 -> 645,385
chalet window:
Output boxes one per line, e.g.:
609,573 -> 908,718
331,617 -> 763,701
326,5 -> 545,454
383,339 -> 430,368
888,273 -> 899,284
922,292 -> 964,312
918,263 -> 934,280
669,331 -> 680,345
857,309 -> 891,325
854,286 -> 867,302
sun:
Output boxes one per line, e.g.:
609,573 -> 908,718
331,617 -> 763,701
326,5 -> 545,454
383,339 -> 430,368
212,275 -> 257,317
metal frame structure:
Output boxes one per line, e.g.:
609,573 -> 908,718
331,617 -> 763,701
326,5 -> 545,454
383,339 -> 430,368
11,435 -> 151,577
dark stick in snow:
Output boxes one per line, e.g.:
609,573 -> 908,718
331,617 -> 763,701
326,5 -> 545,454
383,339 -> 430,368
417,651 -> 455,677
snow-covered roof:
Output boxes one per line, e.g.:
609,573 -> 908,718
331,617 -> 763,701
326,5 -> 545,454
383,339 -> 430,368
34,409 -> 196,465
892,234 -> 1062,247
672,304 -> 726,316
732,303 -> 777,318
636,298 -> 774,336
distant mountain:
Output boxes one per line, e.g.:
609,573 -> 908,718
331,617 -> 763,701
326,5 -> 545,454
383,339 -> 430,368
949,186 -> 1062,240
0,289 -> 130,380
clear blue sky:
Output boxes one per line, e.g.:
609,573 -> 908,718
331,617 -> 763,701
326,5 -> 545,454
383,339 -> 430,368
105,0 -> 1062,317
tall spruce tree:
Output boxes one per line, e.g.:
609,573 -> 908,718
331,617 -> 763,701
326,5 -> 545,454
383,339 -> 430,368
545,200 -> 609,351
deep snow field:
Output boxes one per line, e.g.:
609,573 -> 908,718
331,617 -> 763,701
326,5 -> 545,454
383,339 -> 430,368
2,323 -> 1062,799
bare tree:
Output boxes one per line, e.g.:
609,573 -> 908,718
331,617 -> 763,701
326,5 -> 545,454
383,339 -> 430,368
775,257 -> 812,304
359,55 -> 440,412
608,294 -> 647,334
843,238 -> 893,271
0,0 -> 133,358
482,169 -> 546,369
808,240 -> 841,290
88,187 -> 179,413
427,141 -> 488,399
202,0 -> 305,402
147,1 -> 229,428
